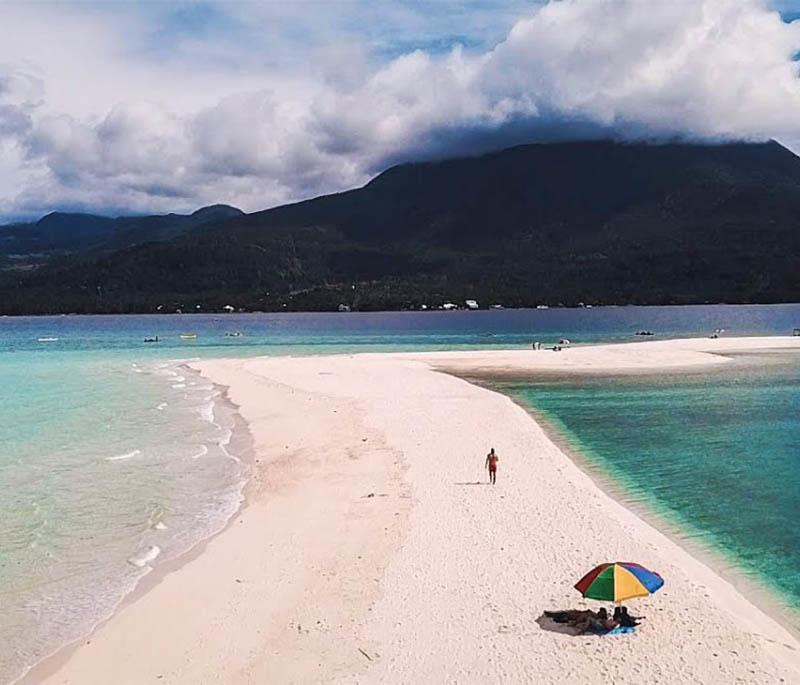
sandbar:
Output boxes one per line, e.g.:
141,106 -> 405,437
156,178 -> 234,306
29,337 -> 800,683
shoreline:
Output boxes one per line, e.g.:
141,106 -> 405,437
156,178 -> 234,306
32,354 -> 413,683
499,391 -> 800,641
18,368 -> 257,685
28,337 -> 800,683
456,345 -> 800,642
2,301 -> 800,318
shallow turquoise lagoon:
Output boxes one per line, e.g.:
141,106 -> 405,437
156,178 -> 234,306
505,351 -> 800,614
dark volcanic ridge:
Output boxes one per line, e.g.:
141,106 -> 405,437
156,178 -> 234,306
1,140 -> 799,314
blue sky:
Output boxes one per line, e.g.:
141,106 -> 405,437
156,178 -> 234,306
127,1 -> 539,61
100,1 -> 800,64
119,1 -> 800,60
2,0 -> 800,220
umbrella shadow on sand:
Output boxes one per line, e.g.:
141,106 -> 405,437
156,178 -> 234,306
535,612 -> 586,636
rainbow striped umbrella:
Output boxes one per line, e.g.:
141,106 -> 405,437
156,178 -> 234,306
575,562 -> 664,602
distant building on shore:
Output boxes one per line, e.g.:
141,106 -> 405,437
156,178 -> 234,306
465,300 -> 479,310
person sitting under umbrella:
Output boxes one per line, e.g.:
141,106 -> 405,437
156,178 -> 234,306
574,608 -> 619,634
613,606 -> 642,627
544,608 -> 619,634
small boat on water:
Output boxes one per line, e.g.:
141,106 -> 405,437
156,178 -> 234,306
143,336 -> 159,343
224,331 -> 242,337
179,333 -> 198,340
37,337 -> 59,343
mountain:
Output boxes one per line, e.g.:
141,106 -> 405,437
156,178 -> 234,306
0,204 -> 243,267
1,140 -> 799,314
0,213 -> 117,257
188,204 -> 246,224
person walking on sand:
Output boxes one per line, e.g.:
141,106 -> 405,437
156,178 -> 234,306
485,448 -> 499,485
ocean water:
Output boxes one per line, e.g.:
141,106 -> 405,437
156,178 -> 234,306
2,304 -> 800,356
504,350 -> 800,616
1,304 -> 800,682
0,353 -> 246,683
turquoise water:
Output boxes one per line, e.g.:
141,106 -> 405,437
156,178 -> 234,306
0,353 -> 245,683
2,305 -> 800,682
504,351 -> 800,614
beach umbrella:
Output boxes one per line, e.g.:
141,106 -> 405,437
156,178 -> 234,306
575,562 -> 664,603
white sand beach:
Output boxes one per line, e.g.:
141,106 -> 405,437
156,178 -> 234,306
30,337 -> 800,684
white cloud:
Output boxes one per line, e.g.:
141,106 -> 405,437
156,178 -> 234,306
2,0 -> 800,220
483,0 -> 800,138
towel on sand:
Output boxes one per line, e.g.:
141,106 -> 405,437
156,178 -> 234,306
607,625 -> 636,635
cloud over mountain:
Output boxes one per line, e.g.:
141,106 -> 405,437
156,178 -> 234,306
2,0 -> 800,219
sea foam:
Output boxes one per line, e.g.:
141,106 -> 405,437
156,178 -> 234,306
189,445 -> 209,459
127,545 -> 161,568
198,400 -> 215,423
106,449 -> 141,462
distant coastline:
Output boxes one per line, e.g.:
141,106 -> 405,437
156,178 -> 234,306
4,141 -> 800,315
1,300 -> 800,318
